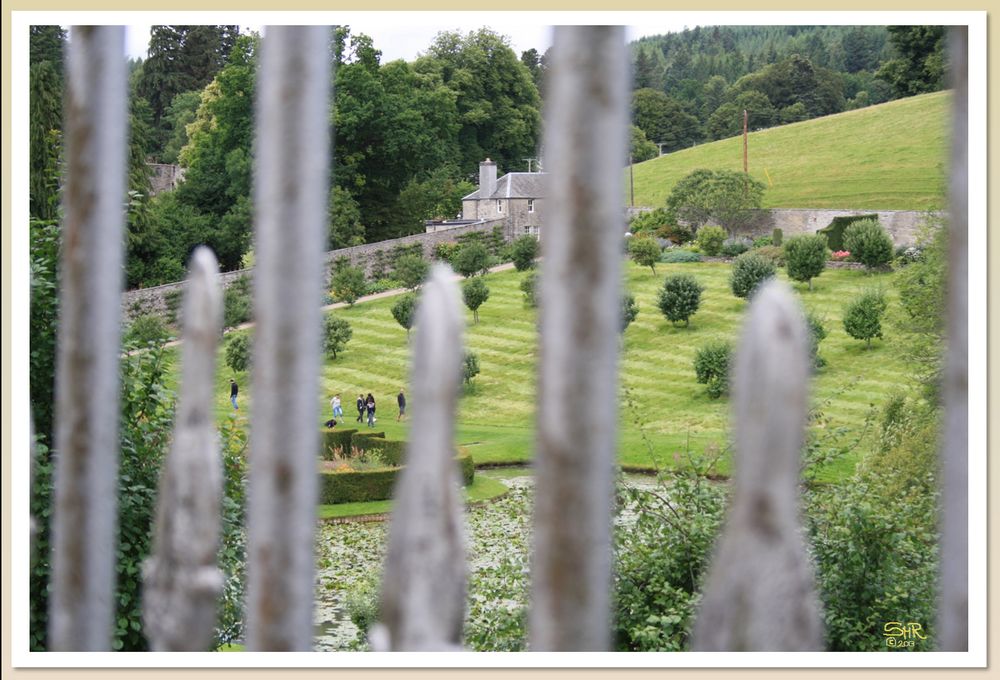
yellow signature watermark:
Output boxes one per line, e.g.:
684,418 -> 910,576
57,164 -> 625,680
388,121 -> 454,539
883,622 -> 927,648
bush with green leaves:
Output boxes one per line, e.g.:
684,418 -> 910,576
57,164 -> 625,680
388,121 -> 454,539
751,244 -> 785,266
432,241 -> 461,264
660,249 -> 702,264
462,277 -> 490,324
719,242 -> 748,257
621,292 -> 639,332
665,168 -> 766,235
843,288 -> 888,348
125,314 -> 171,348
784,233 -> 830,289
693,340 -> 732,399
658,274 -> 704,327
628,236 -> 661,275
805,311 -> 828,369
463,351 -> 481,385
365,277 -> 403,295
393,253 -> 429,290
843,218 -> 894,269
323,315 -> 353,359
331,264 -> 367,306
772,227 -> 783,246
223,276 -> 253,329
510,235 -> 539,271
729,251 -> 776,299
391,294 -> 417,338
695,225 -> 726,256
225,331 -> 252,373
454,242 -> 490,278
520,272 -> 538,308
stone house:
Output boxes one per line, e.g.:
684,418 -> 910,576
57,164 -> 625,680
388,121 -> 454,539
462,159 -> 546,239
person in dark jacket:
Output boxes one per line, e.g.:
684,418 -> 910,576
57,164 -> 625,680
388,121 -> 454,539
229,379 -> 239,410
366,393 -> 376,427
397,389 -> 406,421
356,394 -> 365,423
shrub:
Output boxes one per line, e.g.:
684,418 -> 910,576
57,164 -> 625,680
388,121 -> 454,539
844,218 -> 894,269
391,294 -> 417,338
628,207 -> 670,234
752,235 -> 773,248
463,351 -> 480,385
784,234 -> 830,289
125,314 -> 170,347
344,577 -> 380,645
751,244 -> 785,266
660,249 -> 702,264
393,253 -> 429,290
510,235 -> 539,271
223,276 -> 253,329
433,241 -> 461,264
665,168 -> 766,235
719,242 -> 748,257
695,225 -> 726,256
772,227 -> 783,246
843,288 -> 888,348
331,265 -> 367,306
729,251 -> 776,299
322,315 -> 353,359
658,274 -> 704,327
454,242 -> 490,278
520,272 -> 538,308
366,277 -> 403,295
621,292 -> 639,332
693,340 -> 731,398
462,277 -> 490,324
162,288 -> 183,326
804,311 -> 827,369
628,236 -> 661,274
818,214 -> 878,251
896,245 -> 924,265
225,331 -> 252,373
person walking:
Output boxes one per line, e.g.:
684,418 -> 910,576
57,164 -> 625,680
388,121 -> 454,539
331,393 -> 343,419
366,393 -> 376,428
397,389 -> 406,421
356,393 -> 365,423
229,379 -> 239,411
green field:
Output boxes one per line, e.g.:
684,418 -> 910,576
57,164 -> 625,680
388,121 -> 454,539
181,259 -> 919,484
628,91 -> 950,211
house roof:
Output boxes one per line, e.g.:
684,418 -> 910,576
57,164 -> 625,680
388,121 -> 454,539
463,172 -> 548,201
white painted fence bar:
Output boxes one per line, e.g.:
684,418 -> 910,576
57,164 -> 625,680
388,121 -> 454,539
245,26 -> 331,651
691,280 -> 823,651
372,265 -> 467,651
143,248 -> 224,651
529,26 -> 628,651
48,26 -> 128,652
938,25 -> 968,653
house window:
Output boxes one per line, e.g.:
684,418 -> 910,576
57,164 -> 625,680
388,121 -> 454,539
497,199 -> 503,213
528,199 -> 535,213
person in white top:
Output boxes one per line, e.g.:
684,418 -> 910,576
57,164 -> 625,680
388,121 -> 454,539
330,393 -> 343,420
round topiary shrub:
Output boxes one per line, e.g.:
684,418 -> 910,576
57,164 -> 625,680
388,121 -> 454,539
629,236 -> 662,274
784,233 -> 830,290
843,288 -> 888,348
843,218 -> 894,269
729,251 -> 776,299
658,274 -> 704,327
694,340 -> 732,399
695,225 -> 727,256
510,235 -> 540,271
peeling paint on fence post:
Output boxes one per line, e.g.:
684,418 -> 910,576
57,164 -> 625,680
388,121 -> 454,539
371,265 -> 466,651
49,26 -> 127,651
143,248 -> 224,651
245,26 -> 330,651
691,280 -> 823,651
529,26 -> 627,651
938,25 -> 968,653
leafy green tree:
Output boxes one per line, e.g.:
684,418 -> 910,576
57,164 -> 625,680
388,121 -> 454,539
394,253 -> 429,290
331,264 -> 367,306
125,314 -> 171,348
695,225 -> 727,256
844,288 -> 888,348
804,310 -> 828,368
462,277 -> 490,324
730,54 -> 845,118
328,186 -> 366,250
323,316 -> 353,359
876,26 -> 945,97
463,351 -> 481,385
223,276 -> 253,329
628,236 -> 661,275
729,251 -> 776,299
29,61 -> 64,221
621,292 -> 639,332
784,234 -> 830,289
391,294 -> 418,338
395,165 -> 475,234
225,331 -> 252,373
30,25 -> 67,76
694,340 -> 732,398
159,90 -> 202,164
658,274 -> 704,326
629,125 -> 658,163
29,220 -> 60,444
844,218 -> 894,269
520,271 -> 538,308
666,169 -> 766,236
454,242 -> 490,278
631,88 -> 702,153
510,235 -> 540,271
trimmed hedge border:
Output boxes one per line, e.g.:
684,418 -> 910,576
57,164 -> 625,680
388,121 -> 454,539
318,429 -> 474,504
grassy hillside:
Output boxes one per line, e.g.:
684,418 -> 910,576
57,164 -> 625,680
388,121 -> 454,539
183,260 -> 920,484
628,91 -> 950,211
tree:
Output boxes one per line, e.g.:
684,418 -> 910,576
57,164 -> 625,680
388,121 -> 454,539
694,340 -> 732,399
395,166 -> 475,235
621,293 -> 639,332
463,351 -> 481,385
666,169 -> 766,236
631,88 -> 702,154
394,253 -> 429,290
844,218 -> 894,269
843,289 -> 888,348
391,294 -> 418,338
628,237 -> 661,275
520,272 -> 539,308
876,26 -> 945,97
159,90 -> 202,164
462,277 -> 490,324
729,251 -> 776,299
29,61 -> 64,221
331,265 -> 367,306
323,315 -> 353,359
511,235 -> 540,271
695,225 -> 727,256
629,125 -> 659,163
658,274 -> 704,327
225,332 -> 252,373
328,186 -> 366,250
784,234 -> 830,289
454,242 -> 490,278
804,311 -> 828,368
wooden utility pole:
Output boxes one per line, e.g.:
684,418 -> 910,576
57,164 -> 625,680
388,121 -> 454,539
743,109 -> 749,173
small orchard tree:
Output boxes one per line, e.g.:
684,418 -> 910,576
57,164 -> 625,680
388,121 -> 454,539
454,242 -> 490,278
665,168 -> 766,236
658,274 -> 704,326
805,310 -> 828,368
511,235 -> 540,271
331,264 -> 367,306
391,294 -> 418,338
628,236 -> 661,274
784,234 -> 830,290
843,218 -> 894,269
729,251 -> 776,299
125,314 -> 171,348
462,277 -> 490,324
225,331 -> 252,374
695,225 -> 726,256
463,351 -> 480,386
621,292 -> 639,332
843,289 -> 888,348
694,339 -> 732,399
520,272 -> 538,308
322,315 -> 353,359
394,253 -> 429,290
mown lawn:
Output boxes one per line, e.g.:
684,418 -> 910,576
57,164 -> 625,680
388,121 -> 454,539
167,258 -> 919,485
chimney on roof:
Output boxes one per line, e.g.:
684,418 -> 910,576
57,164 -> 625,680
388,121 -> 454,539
479,158 -> 497,198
